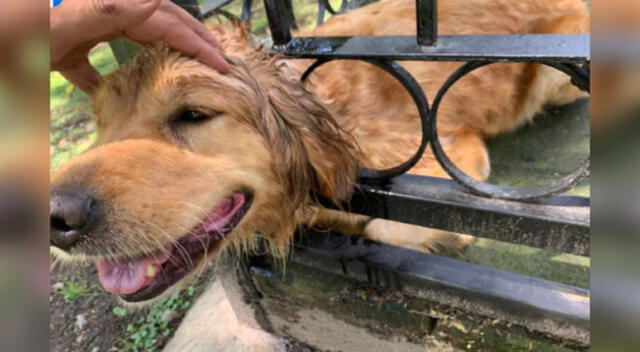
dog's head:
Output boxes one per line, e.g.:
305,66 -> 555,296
50,26 -> 358,302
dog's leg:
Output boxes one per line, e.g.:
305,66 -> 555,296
308,207 -> 370,235
309,130 -> 488,255
310,208 -> 473,255
360,131 -> 489,254
363,219 -> 473,255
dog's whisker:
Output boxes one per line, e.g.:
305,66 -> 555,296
181,202 -> 211,218
174,220 -> 216,279
144,221 -> 191,269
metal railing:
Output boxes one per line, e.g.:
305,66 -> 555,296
126,0 -> 591,348
252,0 -> 590,252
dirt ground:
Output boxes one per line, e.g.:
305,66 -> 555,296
50,262 -> 316,352
50,263 -> 147,352
49,262 -> 211,352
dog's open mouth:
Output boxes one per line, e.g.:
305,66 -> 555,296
96,191 -> 252,302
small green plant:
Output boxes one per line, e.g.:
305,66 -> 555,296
113,307 -> 127,317
54,280 -> 97,302
115,284 -> 197,352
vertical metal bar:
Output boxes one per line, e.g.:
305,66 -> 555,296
110,0 -> 203,66
172,0 -> 204,20
241,0 -> 253,24
284,0 -> 299,30
339,0 -> 349,13
317,0 -> 327,26
416,0 -> 437,46
264,0 -> 293,48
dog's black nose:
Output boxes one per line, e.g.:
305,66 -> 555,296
50,187 -> 99,250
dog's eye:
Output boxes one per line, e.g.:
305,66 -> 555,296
173,109 -> 216,124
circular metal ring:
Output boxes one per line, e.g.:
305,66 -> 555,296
301,58 -> 432,183
429,61 -> 590,201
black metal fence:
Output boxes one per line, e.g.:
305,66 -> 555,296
251,0 -> 590,267
137,0 -> 591,348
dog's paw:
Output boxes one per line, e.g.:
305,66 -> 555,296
362,219 -> 473,255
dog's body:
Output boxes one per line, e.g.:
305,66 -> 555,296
51,0 -> 588,303
295,0 -> 588,250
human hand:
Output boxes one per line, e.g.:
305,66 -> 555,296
51,0 -> 229,93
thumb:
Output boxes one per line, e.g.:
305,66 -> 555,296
60,58 -> 101,95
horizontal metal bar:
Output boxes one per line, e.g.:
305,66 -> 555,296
283,230 -> 590,339
333,174 -> 590,255
283,34 -> 589,63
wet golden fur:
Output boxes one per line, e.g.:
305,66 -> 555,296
51,0 -> 588,288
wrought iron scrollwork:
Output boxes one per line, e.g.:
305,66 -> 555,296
428,61 -> 590,201
303,58 -> 590,201
301,58 -> 432,183
206,0 -> 591,203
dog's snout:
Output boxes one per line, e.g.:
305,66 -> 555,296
50,187 -> 99,250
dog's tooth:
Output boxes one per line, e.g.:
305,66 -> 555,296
146,264 -> 157,278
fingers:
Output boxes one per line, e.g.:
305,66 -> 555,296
51,0 -> 161,73
57,0 -> 161,46
159,19 -> 230,74
52,0 -> 230,78
59,59 -> 101,95
168,2 -> 223,51
162,2 -> 229,73
88,0 -> 162,35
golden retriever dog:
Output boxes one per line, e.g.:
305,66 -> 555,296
50,0 -> 588,303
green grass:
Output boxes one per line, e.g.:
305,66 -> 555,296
469,98 -> 591,287
486,99 -> 590,197
50,45 -> 119,171
459,238 -> 589,289
114,285 -> 197,352
218,0 -> 343,34
53,280 -> 99,302
50,45 -> 118,109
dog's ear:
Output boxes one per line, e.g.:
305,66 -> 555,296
260,74 -> 359,208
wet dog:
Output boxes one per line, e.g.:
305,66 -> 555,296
50,0 -> 588,302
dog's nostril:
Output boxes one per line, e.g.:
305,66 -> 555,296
50,186 -> 100,251
51,216 -> 73,233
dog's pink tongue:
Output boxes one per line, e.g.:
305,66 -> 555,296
97,259 -> 151,295
96,249 -> 171,295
